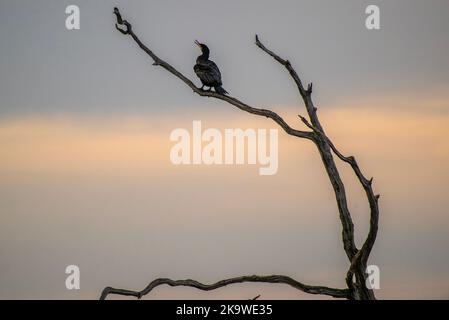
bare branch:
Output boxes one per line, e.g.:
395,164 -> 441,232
298,105 -> 378,267
255,34 -> 358,261
255,35 -> 313,116
298,114 -> 319,132
109,7 -> 379,300
112,8 -> 314,142
254,35 -> 379,299
299,108 -> 379,288
100,275 -> 350,300
299,109 -> 379,272
326,139 -> 380,265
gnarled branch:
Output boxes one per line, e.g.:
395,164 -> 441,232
106,7 -> 380,300
112,8 -> 313,142
100,275 -> 350,300
298,113 -> 379,269
255,33 -> 359,263
326,139 -> 379,266
255,35 -> 378,299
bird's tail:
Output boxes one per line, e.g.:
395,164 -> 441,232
214,86 -> 228,95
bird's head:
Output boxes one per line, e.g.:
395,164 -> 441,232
195,40 -> 210,56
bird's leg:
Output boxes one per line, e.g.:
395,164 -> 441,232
200,85 -> 205,90
207,87 -> 212,92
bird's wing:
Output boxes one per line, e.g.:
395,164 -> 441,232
194,60 -> 222,85
206,60 -> 222,82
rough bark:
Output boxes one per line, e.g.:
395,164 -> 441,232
100,275 -> 350,300
101,7 -> 380,300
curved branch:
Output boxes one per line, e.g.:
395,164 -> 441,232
326,140 -> 379,265
255,35 -> 318,128
254,34 -> 379,299
255,34 -> 358,261
113,8 -> 314,142
300,113 -> 379,274
298,113 -> 379,267
100,275 -> 350,300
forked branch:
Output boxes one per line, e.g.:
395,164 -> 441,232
112,8 -> 313,141
105,7 -> 380,300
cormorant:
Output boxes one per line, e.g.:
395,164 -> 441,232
194,40 -> 228,95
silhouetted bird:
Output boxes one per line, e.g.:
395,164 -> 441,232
194,40 -> 228,95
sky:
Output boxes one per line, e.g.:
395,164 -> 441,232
0,0 -> 449,299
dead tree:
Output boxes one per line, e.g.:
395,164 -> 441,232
100,8 -> 380,300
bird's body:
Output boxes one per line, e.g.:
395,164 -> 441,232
194,59 -> 222,88
194,40 -> 228,95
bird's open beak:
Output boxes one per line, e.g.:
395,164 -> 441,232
194,40 -> 201,48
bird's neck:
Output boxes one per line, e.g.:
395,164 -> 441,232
198,50 -> 209,61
